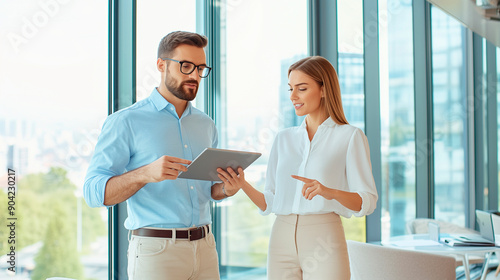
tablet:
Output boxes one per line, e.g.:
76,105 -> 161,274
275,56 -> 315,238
178,148 -> 262,181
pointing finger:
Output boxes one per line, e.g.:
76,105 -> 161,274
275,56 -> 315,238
291,175 -> 313,183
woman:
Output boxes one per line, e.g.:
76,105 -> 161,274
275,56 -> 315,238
217,56 -> 378,280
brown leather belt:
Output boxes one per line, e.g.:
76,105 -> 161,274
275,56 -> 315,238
131,225 -> 209,241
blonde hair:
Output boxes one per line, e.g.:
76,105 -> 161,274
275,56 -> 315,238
288,56 -> 348,125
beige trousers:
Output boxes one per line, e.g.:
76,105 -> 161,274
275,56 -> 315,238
127,227 -> 220,280
267,213 -> 350,280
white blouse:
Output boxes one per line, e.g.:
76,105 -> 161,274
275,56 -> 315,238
261,118 -> 378,218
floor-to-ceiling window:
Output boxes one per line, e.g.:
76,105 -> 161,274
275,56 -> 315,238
379,0 -> 416,239
337,0 -> 367,242
337,0 -> 365,131
431,5 -> 468,226
219,0 -> 307,278
0,1 -> 108,279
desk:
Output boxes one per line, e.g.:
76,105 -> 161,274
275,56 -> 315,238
382,234 -> 500,280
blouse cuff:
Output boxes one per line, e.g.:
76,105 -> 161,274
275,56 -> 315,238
351,191 -> 376,217
259,190 -> 274,216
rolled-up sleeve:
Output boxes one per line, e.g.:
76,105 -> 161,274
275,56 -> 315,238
83,113 -> 132,208
345,129 -> 378,217
259,135 -> 279,216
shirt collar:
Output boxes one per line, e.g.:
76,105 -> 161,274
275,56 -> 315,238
322,117 -> 337,127
150,88 -> 193,117
300,119 -> 307,128
150,88 -> 169,111
299,117 -> 337,129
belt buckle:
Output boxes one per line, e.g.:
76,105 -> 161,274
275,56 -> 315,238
188,228 -> 192,241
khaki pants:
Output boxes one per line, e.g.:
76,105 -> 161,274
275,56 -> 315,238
267,213 -> 350,280
127,228 -> 220,280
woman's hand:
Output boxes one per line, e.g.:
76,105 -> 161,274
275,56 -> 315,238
217,167 -> 246,196
218,167 -> 267,211
292,175 -> 335,200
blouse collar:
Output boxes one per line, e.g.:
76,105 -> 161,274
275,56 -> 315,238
299,117 -> 338,129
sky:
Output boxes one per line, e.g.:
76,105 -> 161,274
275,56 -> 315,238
0,0 -> 108,127
0,0 -> 366,127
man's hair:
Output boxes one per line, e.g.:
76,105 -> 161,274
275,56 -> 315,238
157,31 -> 208,58
288,56 -> 348,125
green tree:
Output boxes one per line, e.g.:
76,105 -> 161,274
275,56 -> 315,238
13,167 -> 106,253
30,202 -> 85,280
16,167 -> 76,250
0,167 -> 107,277
17,190 -> 47,250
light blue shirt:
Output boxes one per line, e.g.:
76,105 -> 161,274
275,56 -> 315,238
83,88 -> 218,230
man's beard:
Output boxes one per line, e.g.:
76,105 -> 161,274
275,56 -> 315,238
165,76 -> 199,101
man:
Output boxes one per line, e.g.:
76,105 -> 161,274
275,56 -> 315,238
84,31 -> 236,280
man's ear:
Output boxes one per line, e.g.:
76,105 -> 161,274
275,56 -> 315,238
157,58 -> 166,72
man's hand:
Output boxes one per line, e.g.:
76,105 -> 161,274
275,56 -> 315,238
144,155 -> 192,183
104,155 -> 191,206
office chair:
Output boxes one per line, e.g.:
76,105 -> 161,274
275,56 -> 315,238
405,218 -> 480,236
347,240 -> 456,280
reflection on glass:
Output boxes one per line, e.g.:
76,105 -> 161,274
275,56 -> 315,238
337,0 -> 366,241
220,0 -> 307,278
136,0 -> 204,109
431,6 -> 467,226
0,1 -> 108,279
379,0 -> 416,240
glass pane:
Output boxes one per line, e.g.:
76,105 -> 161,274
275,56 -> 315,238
220,0 -> 307,278
136,0 -> 204,109
379,0 -> 416,240
338,0 -> 365,131
0,1 -> 108,279
431,6 -> 467,226
337,0 -> 366,242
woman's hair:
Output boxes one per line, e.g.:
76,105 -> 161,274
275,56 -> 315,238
288,56 -> 348,125
157,31 -> 208,58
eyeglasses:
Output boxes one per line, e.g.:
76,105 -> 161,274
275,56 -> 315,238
161,57 -> 212,78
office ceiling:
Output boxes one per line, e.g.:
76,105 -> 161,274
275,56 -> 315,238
427,0 -> 500,48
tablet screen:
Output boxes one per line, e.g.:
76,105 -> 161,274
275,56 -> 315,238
178,148 -> 261,181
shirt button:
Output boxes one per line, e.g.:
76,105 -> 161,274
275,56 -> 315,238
190,186 -> 194,189
170,107 -> 174,110
192,224 -> 195,227
184,145 -> 188,148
